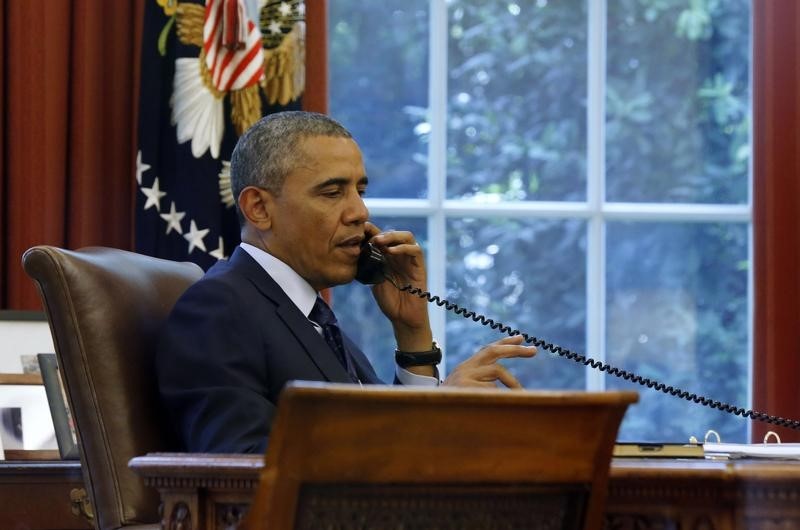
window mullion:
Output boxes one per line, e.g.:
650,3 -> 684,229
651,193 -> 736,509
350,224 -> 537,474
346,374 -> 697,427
428,0 -> 449,372
586,0 -> 607,392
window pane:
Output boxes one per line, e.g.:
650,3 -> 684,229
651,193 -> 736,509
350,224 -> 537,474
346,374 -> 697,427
329,2 -> 429,198
606,0 -> 750,203
446,0 -> 587,202
445,218 -> 586,389
606,222 -> 749,442
334,217 -> 428,383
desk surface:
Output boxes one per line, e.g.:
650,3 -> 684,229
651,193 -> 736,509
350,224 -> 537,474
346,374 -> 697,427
614,456 -> 800,477
128,451 -> 800,479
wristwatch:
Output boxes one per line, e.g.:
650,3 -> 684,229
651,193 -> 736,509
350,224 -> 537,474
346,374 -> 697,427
395,342 -> 442,368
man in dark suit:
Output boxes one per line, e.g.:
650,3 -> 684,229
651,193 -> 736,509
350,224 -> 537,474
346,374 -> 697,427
156,111 -> 537,453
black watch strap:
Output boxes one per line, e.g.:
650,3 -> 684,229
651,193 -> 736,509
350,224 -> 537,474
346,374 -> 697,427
395,342 -> 442,368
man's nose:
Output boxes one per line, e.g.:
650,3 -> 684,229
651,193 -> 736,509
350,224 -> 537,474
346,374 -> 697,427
344,193 -> 369,224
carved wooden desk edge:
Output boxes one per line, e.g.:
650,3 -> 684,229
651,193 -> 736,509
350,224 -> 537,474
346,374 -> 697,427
606,458 -> 800,529
129,453 -> 263,530
130,454 -> 800,530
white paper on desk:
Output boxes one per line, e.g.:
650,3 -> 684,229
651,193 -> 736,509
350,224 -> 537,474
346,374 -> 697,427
704,442 -> 800,459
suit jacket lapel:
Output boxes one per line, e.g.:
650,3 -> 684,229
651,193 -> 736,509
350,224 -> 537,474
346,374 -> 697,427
228,247 -> 354,383
342,334 -> 382,384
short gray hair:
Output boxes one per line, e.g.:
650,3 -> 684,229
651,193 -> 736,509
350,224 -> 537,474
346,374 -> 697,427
230,111 -> 353,224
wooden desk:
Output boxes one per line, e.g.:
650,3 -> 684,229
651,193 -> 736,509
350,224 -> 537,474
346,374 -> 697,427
129,454 -> 800,530
609,458 -> 800,528
0,460 -> 92,530
5,456 -> 799,529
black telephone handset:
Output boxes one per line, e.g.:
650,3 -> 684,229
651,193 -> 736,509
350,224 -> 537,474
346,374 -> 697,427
355,240 -> 387,285
352,236 -> 800,430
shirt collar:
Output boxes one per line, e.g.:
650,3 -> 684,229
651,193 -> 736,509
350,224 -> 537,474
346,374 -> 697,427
239,242 -> 319,317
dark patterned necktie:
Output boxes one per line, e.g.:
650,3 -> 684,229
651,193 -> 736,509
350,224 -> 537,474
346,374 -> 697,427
309,296 -> 359,382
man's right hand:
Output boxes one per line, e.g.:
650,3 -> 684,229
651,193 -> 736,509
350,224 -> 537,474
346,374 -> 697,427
443,335 -> 537,389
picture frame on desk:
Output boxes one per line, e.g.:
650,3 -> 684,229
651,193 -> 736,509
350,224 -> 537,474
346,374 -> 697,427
37,354 -> 79,460
0,371 -> 60,459
0,407 -> 23,458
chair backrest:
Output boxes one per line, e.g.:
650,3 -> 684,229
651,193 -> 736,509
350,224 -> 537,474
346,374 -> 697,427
245,382 -> 638,530
22,246 -> 204,530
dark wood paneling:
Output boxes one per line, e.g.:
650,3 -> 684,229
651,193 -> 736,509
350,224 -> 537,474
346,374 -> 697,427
303,0 -> 328,114
753,0 -> 800,442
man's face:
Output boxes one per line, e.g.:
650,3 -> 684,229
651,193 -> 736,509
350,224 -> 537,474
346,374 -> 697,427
263,135 -> 369,291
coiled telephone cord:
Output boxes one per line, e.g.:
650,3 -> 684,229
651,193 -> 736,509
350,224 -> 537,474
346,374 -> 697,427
396,282 -> 800,431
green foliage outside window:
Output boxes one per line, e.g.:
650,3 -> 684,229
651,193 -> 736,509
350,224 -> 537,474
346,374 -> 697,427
331,0 -> 751,442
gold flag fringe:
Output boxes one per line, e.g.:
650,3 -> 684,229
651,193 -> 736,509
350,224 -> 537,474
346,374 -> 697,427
230,85 -> 263,136
176,3 -> 205,47
261,22 -> 306,106
197,50 -> 225,99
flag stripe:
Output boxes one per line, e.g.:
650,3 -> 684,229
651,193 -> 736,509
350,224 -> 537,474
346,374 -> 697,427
204,0 -> 263,92
221,35 -> 263,91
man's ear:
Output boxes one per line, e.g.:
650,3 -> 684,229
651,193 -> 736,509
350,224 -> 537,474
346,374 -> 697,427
238,186 -> 274,230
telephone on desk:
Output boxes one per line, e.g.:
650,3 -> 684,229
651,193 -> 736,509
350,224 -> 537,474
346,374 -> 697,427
355,237 -> 800,432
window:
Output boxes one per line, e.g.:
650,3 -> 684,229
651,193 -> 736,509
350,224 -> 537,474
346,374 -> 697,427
329,0 -> 751,442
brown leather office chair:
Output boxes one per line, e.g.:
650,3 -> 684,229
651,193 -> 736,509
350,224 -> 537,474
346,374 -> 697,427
245,382 -> 638,530
22,246 -> 204,530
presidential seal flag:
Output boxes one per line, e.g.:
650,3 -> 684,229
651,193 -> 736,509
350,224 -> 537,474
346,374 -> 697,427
136,0 -> 305,269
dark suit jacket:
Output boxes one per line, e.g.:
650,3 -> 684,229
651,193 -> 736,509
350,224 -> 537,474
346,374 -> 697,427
156,247 -> 382,454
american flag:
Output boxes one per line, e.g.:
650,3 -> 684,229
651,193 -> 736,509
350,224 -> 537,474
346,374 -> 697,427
136,0 -> 305,268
